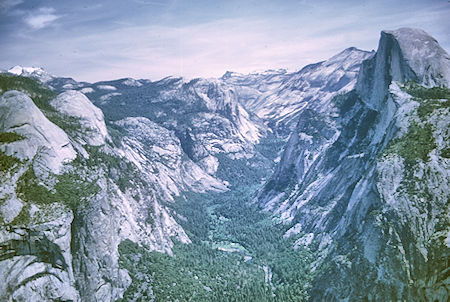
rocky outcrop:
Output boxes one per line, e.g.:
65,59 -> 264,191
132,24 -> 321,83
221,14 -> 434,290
0,91 -> 76,174
0,211 -> 79,302
223,48 -> 373,134
115,117 -> 227,198
0,88 -> 194,301
257,28 -> 450,301
357,28 -> 450,111
50,90 -> 108,146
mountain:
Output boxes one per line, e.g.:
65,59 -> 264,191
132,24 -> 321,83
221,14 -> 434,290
257,28 -> 450,301
222,48 -> 373,135
8,66 -> 55,83
0,28 -> 448,301
0,88 -> 198,301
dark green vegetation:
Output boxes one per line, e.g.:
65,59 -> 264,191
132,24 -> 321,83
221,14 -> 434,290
9,203 -> 32,226
417,99 -> 450,120
119,188 -> 314,301
403,83 -> 450,121
118,239 -> 268,302
255,135 -> 287,161
83,145 -> 143,192
441,148 -> 450,159
0,132 -> 25,143
15,163 -> 100,211
215,153 -> 271,187
385,122 -> 437,162
10,154 -> 101,226
384,84 -> 450,163
0,150 -> 21,173
381,83 -> 450,203
7,145 -> 139,227
0,73 -> 83,135
0,73 -> 56,112
118,140 -> 315,302
403,82 -> 450,100
215,135 -> 286,188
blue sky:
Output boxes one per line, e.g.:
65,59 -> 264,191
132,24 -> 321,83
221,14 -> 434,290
1,0 -> 449,82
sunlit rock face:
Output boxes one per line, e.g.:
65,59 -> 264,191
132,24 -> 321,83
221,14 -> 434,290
0,91 -> 77,174
0,89 -> 193,301
1,27 -> 448,302
50,90 -> 108,146
257,28 -> 449,301
222,48 -> 373,135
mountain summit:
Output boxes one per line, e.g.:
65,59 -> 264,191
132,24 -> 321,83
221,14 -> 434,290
1,28 -> 449,301
357,27 -> 450,111
258,28 -> 449,301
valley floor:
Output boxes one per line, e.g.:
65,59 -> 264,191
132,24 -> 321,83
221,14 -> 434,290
117,138 -> 315,302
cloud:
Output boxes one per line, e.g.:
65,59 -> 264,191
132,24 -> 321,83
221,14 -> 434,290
22,17 -> 373,81
0,0 -> 23,12
131,0 -> 166,5
24,7 -> 61,30
1,0 -> 448,82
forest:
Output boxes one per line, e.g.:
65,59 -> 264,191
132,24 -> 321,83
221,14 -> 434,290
117,137 -> 315,301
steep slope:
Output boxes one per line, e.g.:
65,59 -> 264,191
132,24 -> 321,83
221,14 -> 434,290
257,28 -> 450,301
0,77 -> 221,301
0,91 -> 79,301
222,48 -> 373,135
83,76 -> 267,174
2,28 -> 448,301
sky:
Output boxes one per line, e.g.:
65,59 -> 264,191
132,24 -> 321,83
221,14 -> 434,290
0,0 -> 449,82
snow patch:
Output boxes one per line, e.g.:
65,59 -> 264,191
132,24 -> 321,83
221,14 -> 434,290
80,87 -> 95,94
8,65 -> 54,83
97,85 -> 117,91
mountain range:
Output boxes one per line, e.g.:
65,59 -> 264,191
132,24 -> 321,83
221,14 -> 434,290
0,28 -> 448,301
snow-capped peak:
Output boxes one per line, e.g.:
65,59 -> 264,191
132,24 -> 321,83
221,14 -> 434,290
7,65 -> 54,83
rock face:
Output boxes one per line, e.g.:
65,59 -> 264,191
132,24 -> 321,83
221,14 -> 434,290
257,28 -> 450,300
0,87 -> 197,301
115,117 -> 227,198
1,27 -> 448,302
0,92 -> 79,301
357,28 -> 450,111
50,90 -> 108,146
222,48 -> 373,135
0,91 -> 76,174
